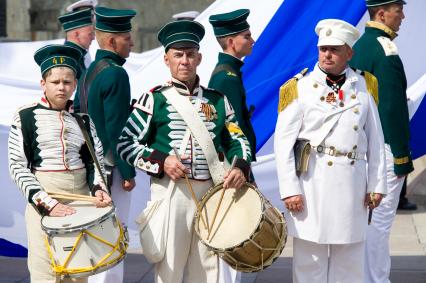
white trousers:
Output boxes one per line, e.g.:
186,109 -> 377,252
27,170 -> 88,283
152,177 -> 219,283
218,259 -> 241,283
89,168 -> 131,283
293,238 -> 364,283
364,145 -> 405,283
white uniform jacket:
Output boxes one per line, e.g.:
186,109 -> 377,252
274,65 -> 387,244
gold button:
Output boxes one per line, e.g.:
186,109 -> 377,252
313,83 -> 318,88
146,165 -> 150,169
350,160 -> 355,165
320,96 -> 325,101
353,145 -> 358,150
353,125 -> 359,131
328,161 -> 333,166
353,108 -> 359,114
351,94 -> 356,99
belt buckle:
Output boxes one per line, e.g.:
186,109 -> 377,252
329,148 -> 336,156
347,151 -> 356,160
317,145 -> 324,153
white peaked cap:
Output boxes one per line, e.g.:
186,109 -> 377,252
315,19 -> 360,47
172,11 -> 200,21
66,0 -> 98,12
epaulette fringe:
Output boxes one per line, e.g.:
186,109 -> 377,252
278,68 -> 308,113
363,71 -> 379,105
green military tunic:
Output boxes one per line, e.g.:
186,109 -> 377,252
64,40 -> 87,74
350,21 -> 413,175
117,77 -> 252,179
208,52 -> 257,160
75,49 -> 136,180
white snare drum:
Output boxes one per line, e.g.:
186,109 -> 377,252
195,183 -> 287,272
41,201 -> 128,278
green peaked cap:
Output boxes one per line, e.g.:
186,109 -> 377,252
34,44 -> 83,77
209,9 -> 250,37
95,6 -> 136,33
365,0 -> 406,7
58,8 -> 93,32
158,20 -> 205,52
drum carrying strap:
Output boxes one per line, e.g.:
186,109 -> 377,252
78,59 -> 110,114
74,114 -> 108,190
162,87 -> 227,185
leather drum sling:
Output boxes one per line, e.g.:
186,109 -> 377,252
78,59 -> 110,114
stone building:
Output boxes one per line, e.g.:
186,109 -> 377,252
1,0 -> 212,52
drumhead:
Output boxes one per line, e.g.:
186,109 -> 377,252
196,183 -> 263,250
41,201 -> 114,232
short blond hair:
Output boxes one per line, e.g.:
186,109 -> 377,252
95,30 -> 114,49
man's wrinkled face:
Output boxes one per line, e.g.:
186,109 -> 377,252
164,47 -> 202,83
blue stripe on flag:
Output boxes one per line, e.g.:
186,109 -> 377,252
0,238 -> 27,257
242,0 -> 366,151
410,93 -> 426,159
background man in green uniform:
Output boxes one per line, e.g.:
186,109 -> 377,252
349,1 -> 414,282
58,7 -> 95,74
74,6 -> 137,283
208,9 -> 257,168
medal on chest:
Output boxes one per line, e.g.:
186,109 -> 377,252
201,103 -> 217,121
326,75 -> 345,107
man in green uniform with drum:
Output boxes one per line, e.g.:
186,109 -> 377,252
117,20 -> 252,283
74,6 -> 137,283
349,1 -> 414,282
208,9 -> 257,167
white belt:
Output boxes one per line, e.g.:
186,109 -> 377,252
311,145 -> 365,160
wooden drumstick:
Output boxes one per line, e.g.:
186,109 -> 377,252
47,191 -> 96,199
207,156 -> 237,241
47,192 -> 97,203
173,147 -> 208,230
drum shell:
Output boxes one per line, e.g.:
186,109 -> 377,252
195,183 -> 287,272
41,202 -> 127,278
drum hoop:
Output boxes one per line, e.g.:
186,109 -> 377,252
61,253 -> 127,278
41,207 -> 116,235
195,182 -> 270,251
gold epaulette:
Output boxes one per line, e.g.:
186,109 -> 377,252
278,68 -> 308,113
363,71 -> 379,105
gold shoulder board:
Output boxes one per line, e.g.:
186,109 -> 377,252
363,71 -> 379,105
278,68 -> 308,112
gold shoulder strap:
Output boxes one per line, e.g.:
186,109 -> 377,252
278,68 -> 308,113
363,71 -> 379,105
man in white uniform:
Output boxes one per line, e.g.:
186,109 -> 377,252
274,19 -> 387,283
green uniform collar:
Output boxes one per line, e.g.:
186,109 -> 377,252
65,40 -> 88,56
218,52 -> 243,74
171,76 -> 201,96
365,21 -> 398,40
95,49 -> 126,66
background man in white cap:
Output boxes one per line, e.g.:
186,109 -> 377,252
171,10 -> 200,21
66,0 -> 98,12
274,19 -> 387,283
